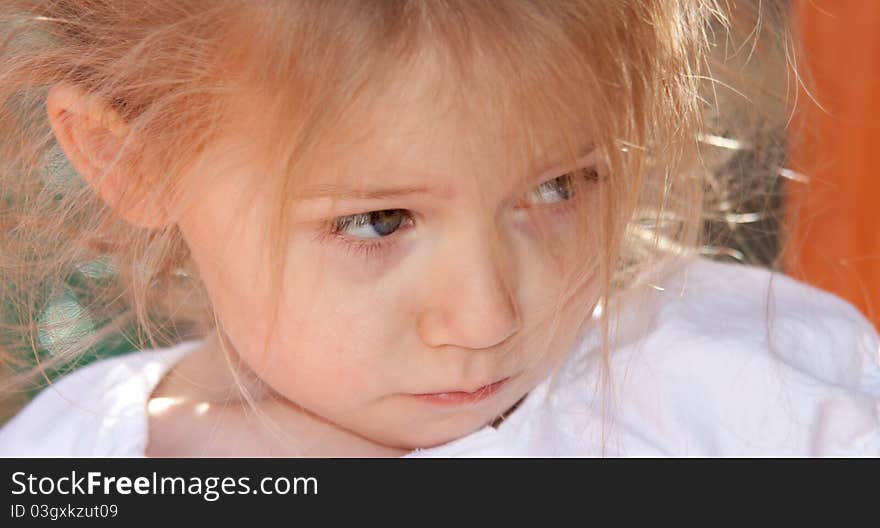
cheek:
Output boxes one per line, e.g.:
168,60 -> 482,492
234,251 -> 411,404
513,225 -> 602,355
179,213 -> 276,365
247,326 -> 395,412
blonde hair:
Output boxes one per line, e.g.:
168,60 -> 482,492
0,1 -> 794,415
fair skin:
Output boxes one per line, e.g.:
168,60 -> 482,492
46,61 -> 601,456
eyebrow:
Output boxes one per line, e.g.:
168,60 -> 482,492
294,183 -> 438,201
295,145 -> 597,201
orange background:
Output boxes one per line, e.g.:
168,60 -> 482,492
787,0 -> 880,329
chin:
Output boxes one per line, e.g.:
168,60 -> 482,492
369,414 -> 493,451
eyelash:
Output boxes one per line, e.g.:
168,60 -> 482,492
321,210 -> 415,259
320,167 -> 599,260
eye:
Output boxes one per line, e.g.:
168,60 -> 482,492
529,174 -> 573,204
528,167 -> 598,205
333,209 -> 413,239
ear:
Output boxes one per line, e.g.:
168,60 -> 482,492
46,82 -> 169,228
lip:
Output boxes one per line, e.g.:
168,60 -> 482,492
412,377 -> 512,405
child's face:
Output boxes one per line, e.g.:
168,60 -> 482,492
176,69 -> 601,449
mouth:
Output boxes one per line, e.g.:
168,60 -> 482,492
411,376 -> 512,405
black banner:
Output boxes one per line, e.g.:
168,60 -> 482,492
1,458 -> 875,523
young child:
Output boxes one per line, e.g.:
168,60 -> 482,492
0,1 -> 878,457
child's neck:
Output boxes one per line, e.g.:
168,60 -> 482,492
146,333 -> 410,457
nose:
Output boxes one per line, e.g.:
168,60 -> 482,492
416,227 -> 520,351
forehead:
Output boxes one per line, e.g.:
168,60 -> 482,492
294,54 -> 594,198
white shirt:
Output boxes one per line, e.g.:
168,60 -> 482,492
2,257 -> 879,456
